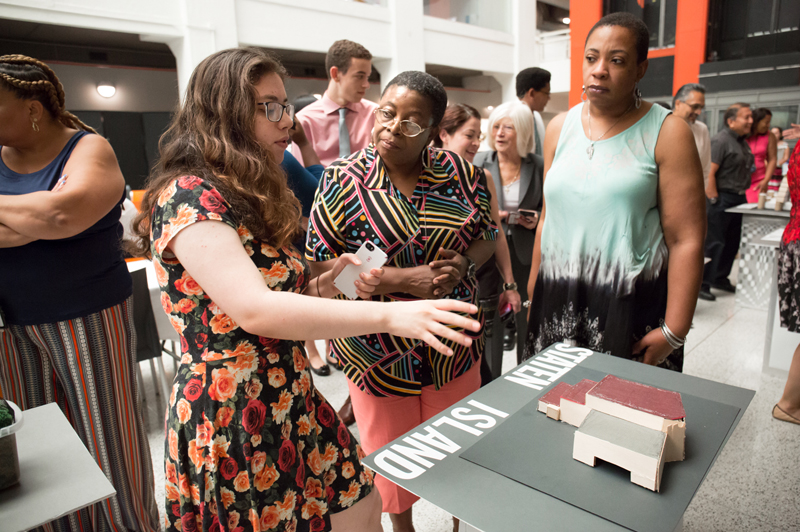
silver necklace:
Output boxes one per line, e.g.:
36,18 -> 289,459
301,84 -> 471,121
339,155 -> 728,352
586,101 -> 634,160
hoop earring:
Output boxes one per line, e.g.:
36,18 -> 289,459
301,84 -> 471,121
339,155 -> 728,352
31,118 -> 39,132
581,85 -> 588,103
634,84 -> 642,110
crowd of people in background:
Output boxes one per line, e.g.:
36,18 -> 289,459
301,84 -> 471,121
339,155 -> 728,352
1,9 -> 800,532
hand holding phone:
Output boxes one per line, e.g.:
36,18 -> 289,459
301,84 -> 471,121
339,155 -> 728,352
333,241 -> 388,299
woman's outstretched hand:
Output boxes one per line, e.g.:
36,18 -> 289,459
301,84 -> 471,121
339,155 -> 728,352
387,299 -> 480,356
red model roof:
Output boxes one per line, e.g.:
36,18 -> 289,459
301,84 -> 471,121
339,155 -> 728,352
560,379 -> 598,405
538,381 -> 573,407
588,375 -> 686,420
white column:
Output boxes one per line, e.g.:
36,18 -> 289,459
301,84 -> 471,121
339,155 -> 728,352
373,0 -> 426,90
143,0 -> 239,101
485,0 -> 540,104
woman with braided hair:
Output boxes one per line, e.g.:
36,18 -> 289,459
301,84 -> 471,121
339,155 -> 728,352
0,55 -> 159,531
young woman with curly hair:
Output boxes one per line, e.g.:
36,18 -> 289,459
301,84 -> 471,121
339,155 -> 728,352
130,47 -> 479,532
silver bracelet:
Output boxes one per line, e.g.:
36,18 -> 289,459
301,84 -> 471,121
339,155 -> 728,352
659,319 -> 685,350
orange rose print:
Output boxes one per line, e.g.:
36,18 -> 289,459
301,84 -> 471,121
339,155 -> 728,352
165,483 -> 180,502
157,180 -> 176,207
153,259 -> 169,287
160,291 -> 173,314
190,482 -> 200,505
208,367 -> 236,403
304,478 -> 323,499
188,440 -> 204,470
219,487 -> 235,509
306,446 -> 323,476
169,204 -> 199,232
277,490 -> 296,520
233,471 -> 250,492
179,473 -> 191,499
324,469 -> 337,487
169,382 -> 178,407
154,222 -> 173,256
174,270 -> 204,296
168,428 -> 179,461
262,262 -> 290,288
210,435 -> 231,463
210,313 -> 237,335
224,347 -> 257,379
249,508 -> 259,530
338,480 -> 362,508
301,498 -> 328,520
341,461 -> 355,479
169,315 -> 186,335
195,414 -> 215,448
270,389 -> 293,424
176,398 -> 192,424
244,379 -> 263,400
322,443 -> 338,470
215,406 -> 234,428
250,451 -> 267,474
261,243 -> 280,257
165,461 -> 178,485
228,509 -> 240,530
254,463 -> 279,492
293,347 -> 307,372
267,367 -> 287,388
237,225 -> 254,243
267,351 -> 280,364
259,505 -> 281,530
297,415 -> 311,436
174,298 -> 197,314
360,468 -> 374,485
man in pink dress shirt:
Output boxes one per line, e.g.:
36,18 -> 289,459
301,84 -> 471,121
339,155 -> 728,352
291,39 -> 378,167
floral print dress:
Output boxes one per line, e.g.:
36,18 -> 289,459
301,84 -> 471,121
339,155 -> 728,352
778,142 -> 800,332
152,176 -> 374,532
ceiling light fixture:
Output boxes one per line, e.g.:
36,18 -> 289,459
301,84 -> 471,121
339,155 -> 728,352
563,17 -> 571,24
97,84 -> 116,98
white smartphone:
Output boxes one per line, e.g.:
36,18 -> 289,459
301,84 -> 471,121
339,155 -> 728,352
333,241 -> 388,300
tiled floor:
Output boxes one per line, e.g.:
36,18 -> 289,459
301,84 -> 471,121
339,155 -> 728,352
138,285 -> 800,531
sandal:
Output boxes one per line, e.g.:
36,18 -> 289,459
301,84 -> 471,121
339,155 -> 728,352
772,404 -> 800,425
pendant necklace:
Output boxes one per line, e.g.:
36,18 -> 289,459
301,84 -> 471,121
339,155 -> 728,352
586,101 -> 634,160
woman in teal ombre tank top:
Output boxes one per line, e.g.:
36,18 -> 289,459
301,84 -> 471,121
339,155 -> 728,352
523,13 -> 706,371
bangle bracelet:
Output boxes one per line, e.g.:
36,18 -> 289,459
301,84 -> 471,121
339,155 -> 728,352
659,319 -> 685,350
314,276 -> 322,298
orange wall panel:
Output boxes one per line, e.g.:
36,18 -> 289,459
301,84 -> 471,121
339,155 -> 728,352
673,0 -> 710,94
569,0 -> 604,107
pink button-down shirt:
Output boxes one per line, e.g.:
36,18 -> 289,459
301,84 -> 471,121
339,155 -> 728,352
291,92 -> 378,167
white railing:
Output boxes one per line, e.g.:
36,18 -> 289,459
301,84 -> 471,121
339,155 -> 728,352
536,29 -> 570,63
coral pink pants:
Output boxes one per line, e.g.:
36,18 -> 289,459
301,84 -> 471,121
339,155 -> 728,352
347,363 -> 481,514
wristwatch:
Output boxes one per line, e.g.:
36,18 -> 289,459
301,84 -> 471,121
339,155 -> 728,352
463,255 -> 477,280
503,282 -> 518,291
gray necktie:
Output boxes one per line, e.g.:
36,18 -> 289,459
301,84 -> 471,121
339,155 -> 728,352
338,107 -> 351,158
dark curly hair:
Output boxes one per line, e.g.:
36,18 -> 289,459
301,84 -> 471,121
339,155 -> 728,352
128,47 -> 301,258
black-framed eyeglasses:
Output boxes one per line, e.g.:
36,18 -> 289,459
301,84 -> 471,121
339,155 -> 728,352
257,101 -> 295,123
373,108 -> 429,137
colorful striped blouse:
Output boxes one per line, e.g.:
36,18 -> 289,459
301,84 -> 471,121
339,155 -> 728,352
306,144 -> 497,397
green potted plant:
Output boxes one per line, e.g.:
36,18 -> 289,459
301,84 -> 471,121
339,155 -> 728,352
0,399 -> 23,490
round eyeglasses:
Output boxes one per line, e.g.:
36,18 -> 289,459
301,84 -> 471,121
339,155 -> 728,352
257,101 -> 295,123
373,108 -> 430,137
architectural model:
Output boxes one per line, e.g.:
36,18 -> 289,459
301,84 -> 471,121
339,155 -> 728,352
538,375 -> 686,492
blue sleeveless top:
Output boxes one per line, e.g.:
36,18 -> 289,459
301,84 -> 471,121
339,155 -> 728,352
0,131 -> 132,325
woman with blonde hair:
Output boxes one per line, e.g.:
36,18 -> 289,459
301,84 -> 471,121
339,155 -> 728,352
130,48 -> 479,532
0,55 -> 159,531
473,100 -> 544,364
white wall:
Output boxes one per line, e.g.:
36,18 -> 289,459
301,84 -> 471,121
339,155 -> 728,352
50,63 -> 179,112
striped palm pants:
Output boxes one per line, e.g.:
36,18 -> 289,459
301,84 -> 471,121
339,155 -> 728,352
0,296 -> 159,532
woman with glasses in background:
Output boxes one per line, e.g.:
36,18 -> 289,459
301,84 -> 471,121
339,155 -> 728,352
473,101 -> 544,365
130,49 -> 482,532
306,71 -> 496,532
434,103 -> 521,384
